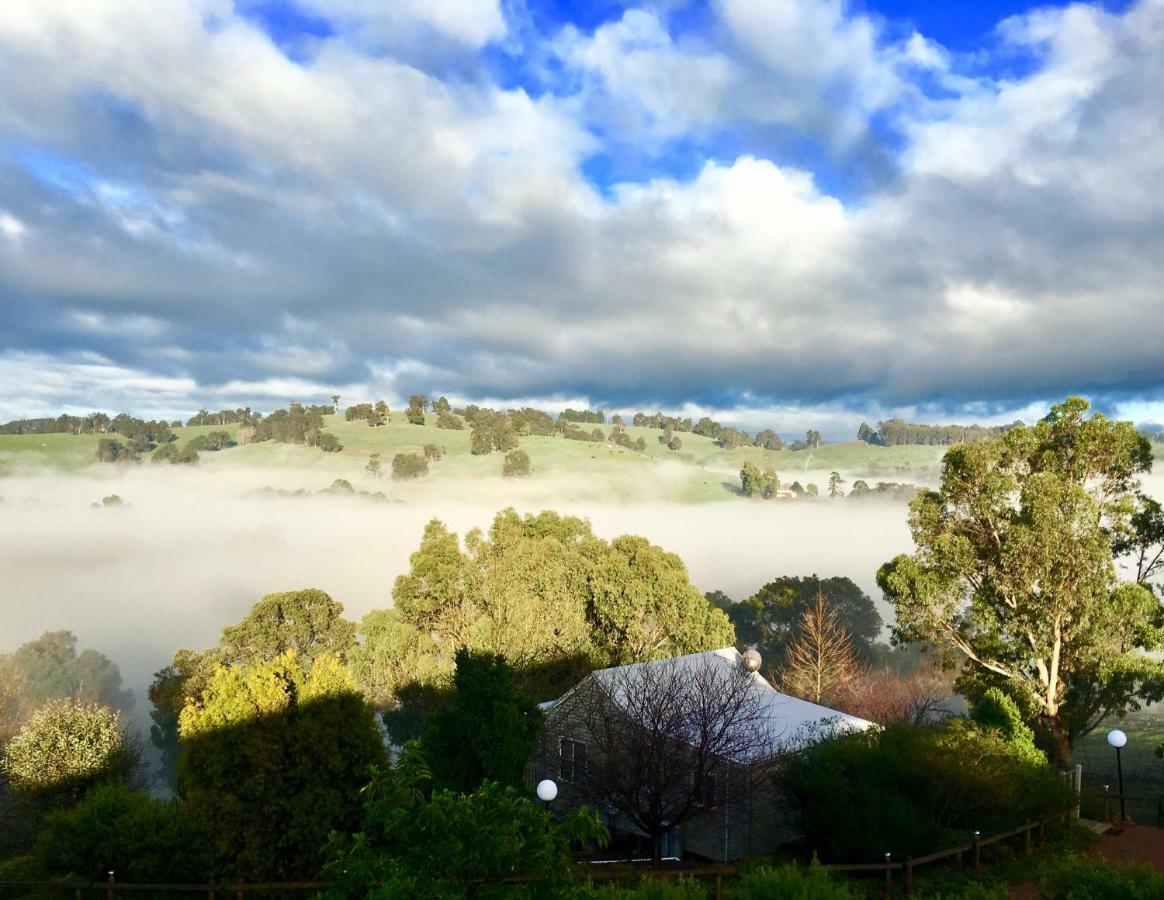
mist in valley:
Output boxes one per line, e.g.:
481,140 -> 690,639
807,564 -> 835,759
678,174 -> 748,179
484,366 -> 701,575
0,462 -> 922,721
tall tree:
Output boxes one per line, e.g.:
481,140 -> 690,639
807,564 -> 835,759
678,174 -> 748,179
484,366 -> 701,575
878,398 -> 1164,765
728,575 -> 883,668
777,592 -> 865,705
420,649 -> 541,794
178,653 -> 385,879
828,471 -> 845,499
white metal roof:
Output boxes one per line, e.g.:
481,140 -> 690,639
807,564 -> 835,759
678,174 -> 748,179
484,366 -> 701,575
545,647 -> 873,764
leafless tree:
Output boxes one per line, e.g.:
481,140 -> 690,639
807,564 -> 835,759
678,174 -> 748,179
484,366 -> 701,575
777,591 -> 865,706
562,656 -> 777,867
842,663 -> 953,726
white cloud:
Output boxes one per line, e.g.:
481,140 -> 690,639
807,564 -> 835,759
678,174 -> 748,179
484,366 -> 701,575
289,0 -> 506,48
0,0 -> 1163,422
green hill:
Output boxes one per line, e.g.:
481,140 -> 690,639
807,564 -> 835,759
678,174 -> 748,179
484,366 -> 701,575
0,415 -> 945,503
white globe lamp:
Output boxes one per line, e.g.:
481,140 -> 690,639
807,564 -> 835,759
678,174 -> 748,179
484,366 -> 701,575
536,779 -> 558,804
1107,729 -> 1128,823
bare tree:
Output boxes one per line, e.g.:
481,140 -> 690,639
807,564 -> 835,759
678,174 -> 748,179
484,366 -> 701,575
842,663 -> 952,725
777,591 -> 864,705
563,656 -> 776,867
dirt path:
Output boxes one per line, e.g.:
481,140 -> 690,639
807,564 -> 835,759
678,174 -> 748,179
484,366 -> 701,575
1097,826 -> 1164,871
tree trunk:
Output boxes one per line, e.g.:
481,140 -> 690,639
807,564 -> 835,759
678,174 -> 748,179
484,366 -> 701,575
652,832 -> 663,870
1044,715 -> 1072,769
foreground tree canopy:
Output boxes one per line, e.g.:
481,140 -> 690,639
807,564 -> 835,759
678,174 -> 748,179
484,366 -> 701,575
878,398 -> 1164,765
351,508 -> 735,711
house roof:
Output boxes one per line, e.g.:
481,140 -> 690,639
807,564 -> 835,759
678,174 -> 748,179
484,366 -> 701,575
543,647 -> 873,764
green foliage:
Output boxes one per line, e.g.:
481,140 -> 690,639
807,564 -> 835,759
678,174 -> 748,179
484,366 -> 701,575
424,442 -> 446,461
1037,858 -> 1164,899
969,688 -> 1044,763
29,784 -> 208,881
437,411 -> 464,430
0,700 -> 138,806
420,650 -> 542,794
149,589 -> 356,787
778,721 -> 1072,862
727,864 -> 859,899
739,461 -> 778,498
178,652 -> 387,879
366,452 -> 383,477
726,576 -> 884,668
3,630 -> 133,716
503,448 -> 531,477
878,397 -> 1164,765
95,437 -> 135,462
349,609 -> 451,709
323,751 -> 608,899
407,394 -> 427,425
316,432 -> 343,452
392,451 -> 430,479
573,881 -> 709,899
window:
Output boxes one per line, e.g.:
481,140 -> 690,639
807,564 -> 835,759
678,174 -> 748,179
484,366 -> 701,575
700,771 -> 719,807
560,738 -> 587,783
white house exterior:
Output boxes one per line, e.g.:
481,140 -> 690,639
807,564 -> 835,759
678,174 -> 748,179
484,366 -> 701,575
530,648 -> 873,861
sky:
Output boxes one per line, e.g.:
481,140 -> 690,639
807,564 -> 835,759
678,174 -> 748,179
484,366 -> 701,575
0,0 -> 1162,436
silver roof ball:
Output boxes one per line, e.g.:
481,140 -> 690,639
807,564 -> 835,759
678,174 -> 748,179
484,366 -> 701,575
741,649 -> 762,672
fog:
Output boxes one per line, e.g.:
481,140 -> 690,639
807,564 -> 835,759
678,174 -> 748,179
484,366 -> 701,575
0,463 -> 920,722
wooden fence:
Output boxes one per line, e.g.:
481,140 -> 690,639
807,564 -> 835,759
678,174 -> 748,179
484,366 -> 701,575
0,811 -> 1074,899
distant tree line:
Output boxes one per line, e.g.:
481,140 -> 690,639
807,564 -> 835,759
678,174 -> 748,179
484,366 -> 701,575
185,409 -> 259,427
558,409 -> 605,424
858,418 -> 1014,446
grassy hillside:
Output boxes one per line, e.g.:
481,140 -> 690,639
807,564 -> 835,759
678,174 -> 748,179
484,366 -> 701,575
0,415 -> 946,502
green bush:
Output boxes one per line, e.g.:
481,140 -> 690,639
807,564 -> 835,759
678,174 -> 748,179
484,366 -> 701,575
727,864 -> 858,899
30,784 -> 208,881
574,880 -> 709,899
779,722 -> 1072,861
392,452 -> 429,480
1037,858 -> 1164,899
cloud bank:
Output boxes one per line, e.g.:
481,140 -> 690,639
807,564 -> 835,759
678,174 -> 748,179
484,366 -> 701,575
1,0 -> 1163,425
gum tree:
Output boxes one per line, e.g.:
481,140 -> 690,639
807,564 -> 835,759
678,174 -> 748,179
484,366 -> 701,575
878,398 -> 1164,766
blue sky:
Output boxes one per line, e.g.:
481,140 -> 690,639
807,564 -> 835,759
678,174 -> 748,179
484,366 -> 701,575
0,0 -> 1162,435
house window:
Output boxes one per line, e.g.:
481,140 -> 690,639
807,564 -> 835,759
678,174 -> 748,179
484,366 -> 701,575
700,772 -> 719,807
560,738 -> 587,783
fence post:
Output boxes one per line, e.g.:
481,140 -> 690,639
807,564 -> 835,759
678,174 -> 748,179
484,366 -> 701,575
905,857 -> 913,894
1104,787 -> 1111,823
106,870 -> 115,900
1025,823 -> 1032,854
884,853 -> 892,897
714,871 -> 723,900
973,832 -> 981,873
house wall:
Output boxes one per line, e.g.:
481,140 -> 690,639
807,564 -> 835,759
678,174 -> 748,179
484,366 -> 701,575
531,683 -> 795,862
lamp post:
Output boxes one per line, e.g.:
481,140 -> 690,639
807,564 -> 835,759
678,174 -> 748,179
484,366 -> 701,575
1107,730 -> 1127,823
536,778 -> 558,811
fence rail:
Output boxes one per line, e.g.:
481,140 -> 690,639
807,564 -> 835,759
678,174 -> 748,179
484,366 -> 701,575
0,811 -> 1075,899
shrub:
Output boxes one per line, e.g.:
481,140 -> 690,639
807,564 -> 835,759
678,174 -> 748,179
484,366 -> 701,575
316,433 -> 343,452
423,443 -> 445,461
1037,858 -> 1164,899
574,880 -> 710,899
502,449 -> 531,477
437,412 -> 464,430
30,784 -> 208,881
392,452 -> 430,480
728,864 -> 859,899
323,750 -> 608,899
778,721 -> 1072,861
0,700 -> 139,806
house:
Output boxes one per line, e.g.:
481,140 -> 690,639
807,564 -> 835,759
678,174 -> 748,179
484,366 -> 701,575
528,647 -> 872,862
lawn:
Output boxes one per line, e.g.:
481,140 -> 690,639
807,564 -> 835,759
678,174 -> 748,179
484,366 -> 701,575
1074,706 -> 1164,825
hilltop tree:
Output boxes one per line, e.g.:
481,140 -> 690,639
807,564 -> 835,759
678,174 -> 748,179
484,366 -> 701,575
366,452 -> 382,478
406,395 -> 427,426
805,429 -> 823,449
828,471 -> 845,499
857,422 -> 875,442
502,448 -> 531,477
777,592 -> 865,706
739,461 -> 778,498
330,394 -> 340,413
879,398 -> 1164,765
